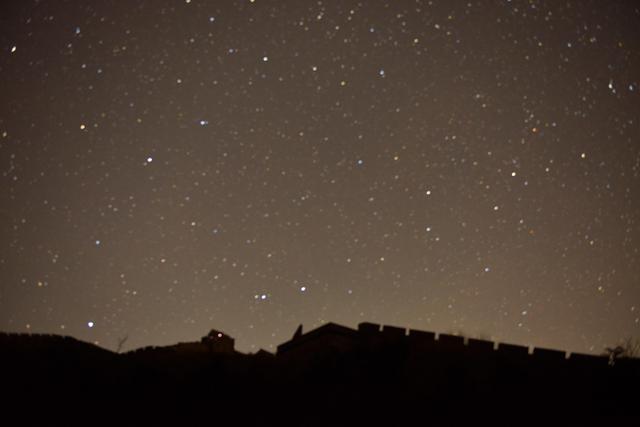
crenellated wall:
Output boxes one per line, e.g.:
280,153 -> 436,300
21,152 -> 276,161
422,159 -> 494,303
0,326 -> 629,372
353,322 -> 609,367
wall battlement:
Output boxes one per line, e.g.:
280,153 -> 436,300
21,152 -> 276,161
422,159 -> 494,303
349,322 -> 607,366
1,325 -> 629,370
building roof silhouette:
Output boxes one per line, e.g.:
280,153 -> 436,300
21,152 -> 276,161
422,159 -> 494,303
277,322 -> 358,355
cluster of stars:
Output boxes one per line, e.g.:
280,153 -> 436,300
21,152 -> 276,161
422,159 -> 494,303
1,0 -> 638,355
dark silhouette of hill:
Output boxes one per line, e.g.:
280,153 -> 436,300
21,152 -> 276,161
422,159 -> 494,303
1,323 -> 638,426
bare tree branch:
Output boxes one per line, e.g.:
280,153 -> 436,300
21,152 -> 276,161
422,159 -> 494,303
116,335 -> 129,353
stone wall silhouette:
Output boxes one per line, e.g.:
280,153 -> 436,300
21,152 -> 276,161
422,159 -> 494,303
277,321 -> 607,365
1,324 -> 639,424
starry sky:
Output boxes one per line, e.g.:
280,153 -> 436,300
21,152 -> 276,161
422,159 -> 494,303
1,0 -> 639,354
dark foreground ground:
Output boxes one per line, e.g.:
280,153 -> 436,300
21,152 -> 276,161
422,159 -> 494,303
1,323 -> 639,426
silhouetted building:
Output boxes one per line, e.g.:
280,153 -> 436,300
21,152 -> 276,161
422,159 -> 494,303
277,322 -> 358,362
2,323 -> 639,424
201,329 -> 235,353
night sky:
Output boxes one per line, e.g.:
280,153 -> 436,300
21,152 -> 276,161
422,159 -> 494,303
1,0 -> 639,354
